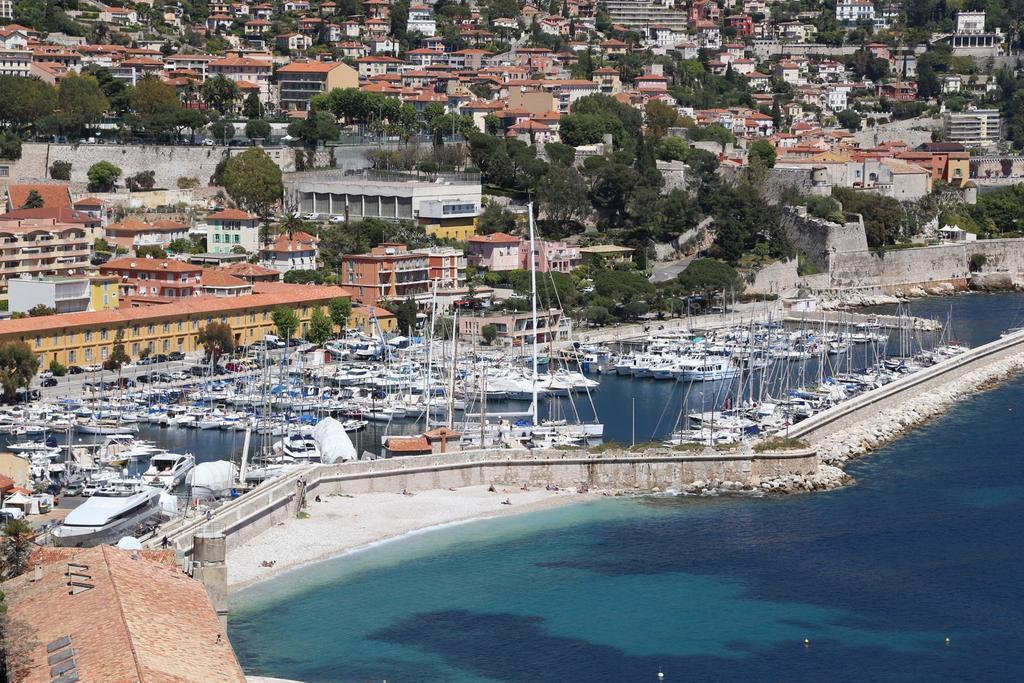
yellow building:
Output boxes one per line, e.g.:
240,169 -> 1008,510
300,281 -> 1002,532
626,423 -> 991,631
89,275 -> 120,311
277,60 -> 358,112
419,216 -> 478,242
350,304 -> 397,334
0,283 -> 352,367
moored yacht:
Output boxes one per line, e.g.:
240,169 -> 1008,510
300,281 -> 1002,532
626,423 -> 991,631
142,452 -> 196,490
50,485 -> 162,547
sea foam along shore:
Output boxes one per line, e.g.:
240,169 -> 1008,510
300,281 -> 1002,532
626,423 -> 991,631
815,351 -> 1024,468
227,485 -> 589,592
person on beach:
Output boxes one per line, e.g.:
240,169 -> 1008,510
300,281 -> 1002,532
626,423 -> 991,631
161,536 -> 169,549
488,484 -> 496,492
502,498 -> 512,505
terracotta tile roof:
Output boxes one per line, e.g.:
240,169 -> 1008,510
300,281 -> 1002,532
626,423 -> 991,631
102,257 -> 200,273
201,269 -> 250,287
278,60 -> 347,73
216,261 -> 281,279
0,284 -> 350,336
468,231 -> 519,244
0,207 -> 99,224
385,435 -> 431,452
73,197 -> 103,207
5,184 -> 72,210
208,208 -> 258,220
3,546 -> 245,683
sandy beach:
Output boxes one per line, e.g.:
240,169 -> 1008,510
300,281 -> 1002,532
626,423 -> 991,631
227,484 -> 588,592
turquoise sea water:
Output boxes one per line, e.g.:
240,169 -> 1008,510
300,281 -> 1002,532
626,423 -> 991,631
229,294 -> 1024,682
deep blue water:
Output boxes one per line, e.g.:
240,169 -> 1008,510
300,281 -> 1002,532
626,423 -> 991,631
223,294 -> 1023,680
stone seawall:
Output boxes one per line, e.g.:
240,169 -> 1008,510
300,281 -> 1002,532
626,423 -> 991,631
782,206 -> 869,271
788,330 -> 1024,458
157,446 -> 822,556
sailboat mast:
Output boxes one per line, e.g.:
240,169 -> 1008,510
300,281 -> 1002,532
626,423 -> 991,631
528,201 -> 539,427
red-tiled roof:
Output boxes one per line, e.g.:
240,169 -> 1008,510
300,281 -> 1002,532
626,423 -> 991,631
4,546 -> 245,682
468,231 -> 519,244
102,257 -> 199,273
6,184 -> 72,210
208,208 -> 257,220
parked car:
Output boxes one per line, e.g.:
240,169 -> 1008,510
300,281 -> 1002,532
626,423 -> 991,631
167,351 -> 185,361
68,365 -> 84,375
189,366 -> 207,377
82,364 -> 101,372
154,354 -> 169,364
41,377 -> 58,387
0,508 -> 24,522
136,375 -> 150,384
39,370 -> 53,379
170,371 -> 189,381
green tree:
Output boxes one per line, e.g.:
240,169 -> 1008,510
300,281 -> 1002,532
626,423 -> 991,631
0,133 -> 21,161
245,118 -> 271,142
48,359 -> 67,376
136,245 -> 167,258
49,160 -> 71,180
86,161 -> 121,192
272,306 -> 300,339
0,341 -> 39,400
329,297 -> 352,332
657,136 -> 689,162
243,91 -> 263,119
676,258 -> 744,297
837,109 -> 862,132
201,74 -> 239,114
307,307 -> 333,345
287,110 -> 339,145
481,323 -> 498,345
197,321 -> 235,359
0,75 -> 56,134
56,72 -> 109,137
392,298 -> 418,334
0,519 -> 33,580
20,191 -> 43,209
130,75 -> 182,139
27,304 -> 55,317
222,148 -> 283,219
478,201 -> 518,234
104,328 -> 130,371
537,163 -> 589,232
545,141 -> 576,167
748,139 -> 777,169
644,99 -> 682,140
208,119 -> 235,143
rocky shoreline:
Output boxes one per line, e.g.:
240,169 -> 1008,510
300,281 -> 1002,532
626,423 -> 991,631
677,464 -> 851,496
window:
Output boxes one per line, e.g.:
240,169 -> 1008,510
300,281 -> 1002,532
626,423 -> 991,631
132,343 -> 139,355
34,335 -> 41,348
85,348 -> 93,361
68,350 -> 76,363
163,322 -> 170,333
162,339 -> 170,352
100,328 -> 108,341
177,321 -> 184,331
84,331 -> 92,342
148,324 -> 155,334
133,325 -> 139,337
101,347 -> 108,360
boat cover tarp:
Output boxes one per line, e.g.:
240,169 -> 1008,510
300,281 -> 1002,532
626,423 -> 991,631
186,460 -> 237,495
313,416 -> 356,463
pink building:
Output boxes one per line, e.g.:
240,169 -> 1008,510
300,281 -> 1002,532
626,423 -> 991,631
466,232 -> 521,271
520,238 -> 581,273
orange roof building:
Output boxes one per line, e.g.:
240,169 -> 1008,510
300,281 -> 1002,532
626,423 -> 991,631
2,546 -> 245,683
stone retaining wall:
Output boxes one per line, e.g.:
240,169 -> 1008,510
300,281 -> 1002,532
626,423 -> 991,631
158,446 -> 819,556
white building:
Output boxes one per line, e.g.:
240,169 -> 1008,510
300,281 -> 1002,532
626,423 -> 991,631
944,108 -> 1002,147
836,0 -> 875,25
9,275 -> 96,314
408,4 -> 437,36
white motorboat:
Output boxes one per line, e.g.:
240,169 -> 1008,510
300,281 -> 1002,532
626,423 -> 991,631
50,485 -> 162,547
76,420 -> 138,435
142,452 -> 196,490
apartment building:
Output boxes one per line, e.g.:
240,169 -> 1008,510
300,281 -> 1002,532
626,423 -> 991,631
0,47 -> 29,77
105,217 -> 190,253
208,56 -> 273,102
413,246 -> 466,288
340,243 -> 430,305
466,232 -> 521,271
259,231 -> 319,273
459,308 -> 570,346
277,60 -> 358,112
0,218 -> 91,291
8,275 -> 119,314
944,109 -> 1002,147
285,171 -> 481,240
99,257 -> 203,299
207,209 -> 260,254
0,282 -> 351,366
